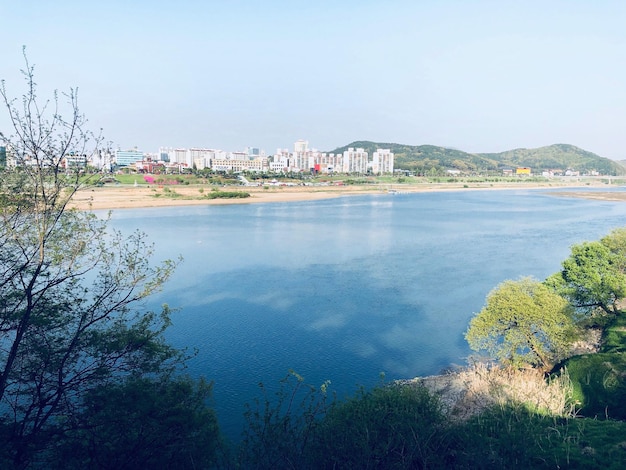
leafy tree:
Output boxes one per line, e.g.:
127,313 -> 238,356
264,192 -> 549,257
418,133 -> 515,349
0,50 -> 201,467
465,277 -> 576,370
52,376 -> 221,469
600,227 -> 626,272
546,240 -> 626,317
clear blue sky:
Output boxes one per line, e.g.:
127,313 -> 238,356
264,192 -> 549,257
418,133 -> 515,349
2,0 -> 626,158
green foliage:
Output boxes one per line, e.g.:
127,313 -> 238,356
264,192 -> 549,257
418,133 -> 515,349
240,371 -> 453,469
311,385 -> 449,469
559,353 -> 626,420
546,240 -> 626,317
51,376 -> 221,469
554,315 -> 626,421
0,51 -> 218,468
600,227 -> 626,273
237,372 -> 626,469
239,371 -> 331,469
152,188 -> 250,201
602,315 -> 626,353
203,189 -> 250,199
482,143 -> 624,175
466,277 -> 577,370
451,406 -> 626,468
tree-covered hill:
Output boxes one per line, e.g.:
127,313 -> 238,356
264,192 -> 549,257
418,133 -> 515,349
328,141 -> 626,176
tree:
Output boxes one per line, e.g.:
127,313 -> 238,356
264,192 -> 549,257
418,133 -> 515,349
52,376 -> 221,470
600,227 -> 626,273
465,277 -> 576,371
0,50 -> 191,467
546,240 -> 626,318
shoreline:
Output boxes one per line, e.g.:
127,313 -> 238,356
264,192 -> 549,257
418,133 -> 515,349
68,180 -> 626,211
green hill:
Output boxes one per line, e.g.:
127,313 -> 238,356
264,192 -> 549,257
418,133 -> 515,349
328,141 -> 625,176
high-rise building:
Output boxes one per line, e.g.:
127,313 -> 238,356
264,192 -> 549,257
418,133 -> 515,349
293,140 -> 309,171
372,149 -> 394,174
342,148 -> 368,173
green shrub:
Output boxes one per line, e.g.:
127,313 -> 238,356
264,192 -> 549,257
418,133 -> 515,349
239,371 -> 330,469
559,353 -> 626,419
310,384 -> 450,469
451,406 -> 626,468
51,376 -> 221,469
204,190 -> 250,199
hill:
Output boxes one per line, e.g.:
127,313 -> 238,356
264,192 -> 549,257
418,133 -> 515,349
328,141 -> 625,176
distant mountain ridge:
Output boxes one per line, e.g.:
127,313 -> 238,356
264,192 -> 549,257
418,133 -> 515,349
328,141 -> 625,176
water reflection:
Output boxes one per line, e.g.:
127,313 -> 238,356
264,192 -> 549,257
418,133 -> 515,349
106,189 -> 626,439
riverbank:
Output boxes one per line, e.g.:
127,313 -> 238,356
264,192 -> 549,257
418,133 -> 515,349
69,179 -> 620,211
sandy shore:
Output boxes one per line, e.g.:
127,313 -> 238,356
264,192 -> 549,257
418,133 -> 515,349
68,180 -> 625,211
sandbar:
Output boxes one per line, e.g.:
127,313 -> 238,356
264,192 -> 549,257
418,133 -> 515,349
68,180 -> 623,211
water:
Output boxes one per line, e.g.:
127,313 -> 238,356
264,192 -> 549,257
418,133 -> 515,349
106,187 -> 626,439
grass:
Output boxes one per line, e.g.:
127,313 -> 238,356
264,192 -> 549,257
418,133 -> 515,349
453,363 -> 575,418
152,187 -> 250,201
555,314 -> 626,420
453,407 -> 626,468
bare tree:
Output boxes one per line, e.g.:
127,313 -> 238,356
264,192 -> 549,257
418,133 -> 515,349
0,49 -> 181,467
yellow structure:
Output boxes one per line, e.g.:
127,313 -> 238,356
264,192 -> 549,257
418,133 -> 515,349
515,167 -> 531,175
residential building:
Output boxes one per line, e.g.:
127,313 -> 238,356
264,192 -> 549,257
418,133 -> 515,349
371,149 -> 394,175
294,140 -> 309,171
62,153 -> 88,169
342,147 -> 368,173
151,141 -> 393,175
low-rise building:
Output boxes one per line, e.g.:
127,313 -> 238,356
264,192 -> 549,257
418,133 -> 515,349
115,150 -> 144,167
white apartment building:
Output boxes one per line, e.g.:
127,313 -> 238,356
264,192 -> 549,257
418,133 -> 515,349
342,148 -> 369,173
189,148 -> 216,169
371,149 -> 394,175
293,139 -> 309,171
154,143 -> 393,175
318,153 -> 342,173
87,149 -> 112,172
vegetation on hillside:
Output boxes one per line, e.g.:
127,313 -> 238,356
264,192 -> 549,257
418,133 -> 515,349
330,140 -> 626,175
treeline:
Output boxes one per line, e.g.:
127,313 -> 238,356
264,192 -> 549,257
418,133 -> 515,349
330,141 -> 626,176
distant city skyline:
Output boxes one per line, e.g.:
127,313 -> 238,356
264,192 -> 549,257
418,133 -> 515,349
2,1 -> 626,160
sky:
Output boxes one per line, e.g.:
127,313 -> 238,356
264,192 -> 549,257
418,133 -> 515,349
1,0 -> 626,159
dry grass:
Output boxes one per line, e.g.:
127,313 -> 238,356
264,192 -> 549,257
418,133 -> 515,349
411,362 -> 575,421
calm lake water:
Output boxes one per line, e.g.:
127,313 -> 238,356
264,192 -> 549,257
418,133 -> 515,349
106,187 -> 626,439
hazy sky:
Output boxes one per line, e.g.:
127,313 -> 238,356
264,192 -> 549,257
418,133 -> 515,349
1,1 -> 626,158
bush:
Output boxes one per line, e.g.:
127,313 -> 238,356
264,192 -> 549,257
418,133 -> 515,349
310,384 -> 450,469
239,371 -> 330,469
451,406 -> 626,468
51,376 -> 222,469
559,353 -> 626,419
